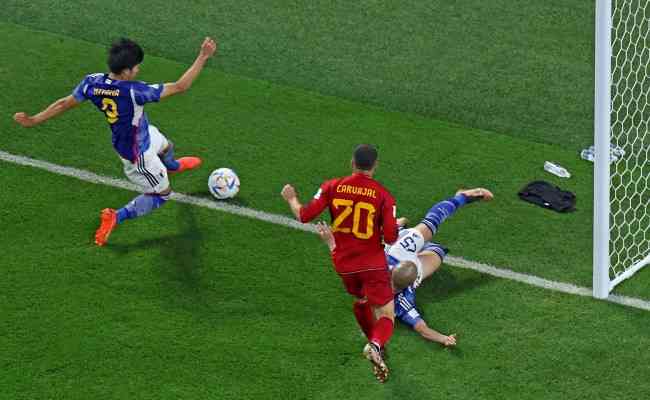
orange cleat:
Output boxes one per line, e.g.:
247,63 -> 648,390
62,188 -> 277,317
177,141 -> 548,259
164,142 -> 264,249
94,208 -> 117,246
169,156 -> 202,174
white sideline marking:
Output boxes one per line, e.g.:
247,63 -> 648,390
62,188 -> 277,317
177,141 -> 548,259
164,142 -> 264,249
2,149 -> 650,312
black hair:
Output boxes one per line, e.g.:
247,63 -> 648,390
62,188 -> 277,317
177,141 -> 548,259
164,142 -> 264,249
107,38 -> 144,74
353,144 -> 378,170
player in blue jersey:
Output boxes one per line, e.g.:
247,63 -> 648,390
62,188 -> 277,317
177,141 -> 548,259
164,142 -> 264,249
14,37 -> 217,245
317,187 -> 493,346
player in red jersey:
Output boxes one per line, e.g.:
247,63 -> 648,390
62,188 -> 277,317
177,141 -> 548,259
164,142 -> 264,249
281,144 -> 398,383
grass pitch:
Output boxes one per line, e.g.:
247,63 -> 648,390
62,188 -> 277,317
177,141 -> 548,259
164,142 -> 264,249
0,0 -> 595,147
1,5 -> 650,399
3,162 -> 650,399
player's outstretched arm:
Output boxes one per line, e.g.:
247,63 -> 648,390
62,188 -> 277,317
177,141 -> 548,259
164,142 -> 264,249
281,184 -> 303,220
160,37 -> 217,100
13,95 -> 80,128
316,222 -> 336,252
413,320 -> 457,347
284,182 -> 330,223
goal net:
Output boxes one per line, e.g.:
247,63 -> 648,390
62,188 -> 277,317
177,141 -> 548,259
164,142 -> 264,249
594,0 -> 650,298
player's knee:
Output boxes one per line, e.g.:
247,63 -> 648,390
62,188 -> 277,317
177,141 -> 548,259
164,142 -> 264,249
160,140 -> 174,156
379,311 -> 395,322
374,302 -> 395,321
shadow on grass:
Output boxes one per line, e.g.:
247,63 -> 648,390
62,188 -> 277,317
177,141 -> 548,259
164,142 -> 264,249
161,203 -> 203,289
419,266 -> 496,303
106,203 -> 206,291
397,265 -> 494,364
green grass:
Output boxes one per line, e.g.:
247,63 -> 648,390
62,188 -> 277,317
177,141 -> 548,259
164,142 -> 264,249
2,22 -> 648,299
1,9 -> 650,400
0,0 -> 595,148
3,161 -> 650,400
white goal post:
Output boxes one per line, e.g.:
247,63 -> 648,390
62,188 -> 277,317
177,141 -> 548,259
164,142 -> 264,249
594,0 -> 650,298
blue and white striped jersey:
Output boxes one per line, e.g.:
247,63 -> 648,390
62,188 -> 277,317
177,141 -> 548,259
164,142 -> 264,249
394,285 -> 422,328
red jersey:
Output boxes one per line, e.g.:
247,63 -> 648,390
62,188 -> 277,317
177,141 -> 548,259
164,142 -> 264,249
300,173 -> 398,274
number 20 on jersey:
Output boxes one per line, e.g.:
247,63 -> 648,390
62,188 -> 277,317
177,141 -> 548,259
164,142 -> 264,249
331,198 -> 376,239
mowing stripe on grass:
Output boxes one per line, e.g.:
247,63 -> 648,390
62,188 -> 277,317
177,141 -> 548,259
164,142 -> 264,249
2,149 -> 649,312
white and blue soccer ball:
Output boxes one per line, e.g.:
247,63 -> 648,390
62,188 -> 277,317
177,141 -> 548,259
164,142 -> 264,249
208,168 -> 240,200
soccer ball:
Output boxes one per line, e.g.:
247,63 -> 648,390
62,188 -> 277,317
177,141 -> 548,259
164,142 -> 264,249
208,168 -> 240,199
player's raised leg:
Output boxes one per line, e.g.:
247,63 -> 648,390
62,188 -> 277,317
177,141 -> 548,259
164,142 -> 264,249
161,143 -> 202,173
159,140 -> 202,173
415,188 -> 493,242
149,125 -> 202,174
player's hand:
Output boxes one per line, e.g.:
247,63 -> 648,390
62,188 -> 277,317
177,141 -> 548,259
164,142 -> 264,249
441,334 -> 457,347
396,217 -> 409,227
199,37 -> 217,59
13,112 -> 37,128
456,187 -> 493,202
281,184 -> 297,201
316,221 -> 336,251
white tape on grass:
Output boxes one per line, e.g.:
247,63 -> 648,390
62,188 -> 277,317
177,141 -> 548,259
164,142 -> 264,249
2,149 -> 649,312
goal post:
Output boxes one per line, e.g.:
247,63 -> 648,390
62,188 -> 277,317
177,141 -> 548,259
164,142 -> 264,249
593,0 -> 650,298
593,0 -> 611,299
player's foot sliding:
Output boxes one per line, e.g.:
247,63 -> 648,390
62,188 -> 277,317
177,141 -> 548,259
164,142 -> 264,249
420,188 -> 494,236
363,342 -> 389,383
455,187 -> 493,203
94,208 -> 117,246
168,156 -> 202,174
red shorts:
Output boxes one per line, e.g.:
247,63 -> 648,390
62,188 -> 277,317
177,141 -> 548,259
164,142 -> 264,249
339,268 -> 393,306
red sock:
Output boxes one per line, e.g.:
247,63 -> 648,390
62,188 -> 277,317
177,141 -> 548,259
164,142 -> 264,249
370,317 -> 394,348
353,300 -> 375,339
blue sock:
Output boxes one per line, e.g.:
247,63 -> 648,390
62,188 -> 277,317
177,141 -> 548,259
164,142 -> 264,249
116,193 -> 169,224
159,141 -> 180,171
420,194 -> 467,235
